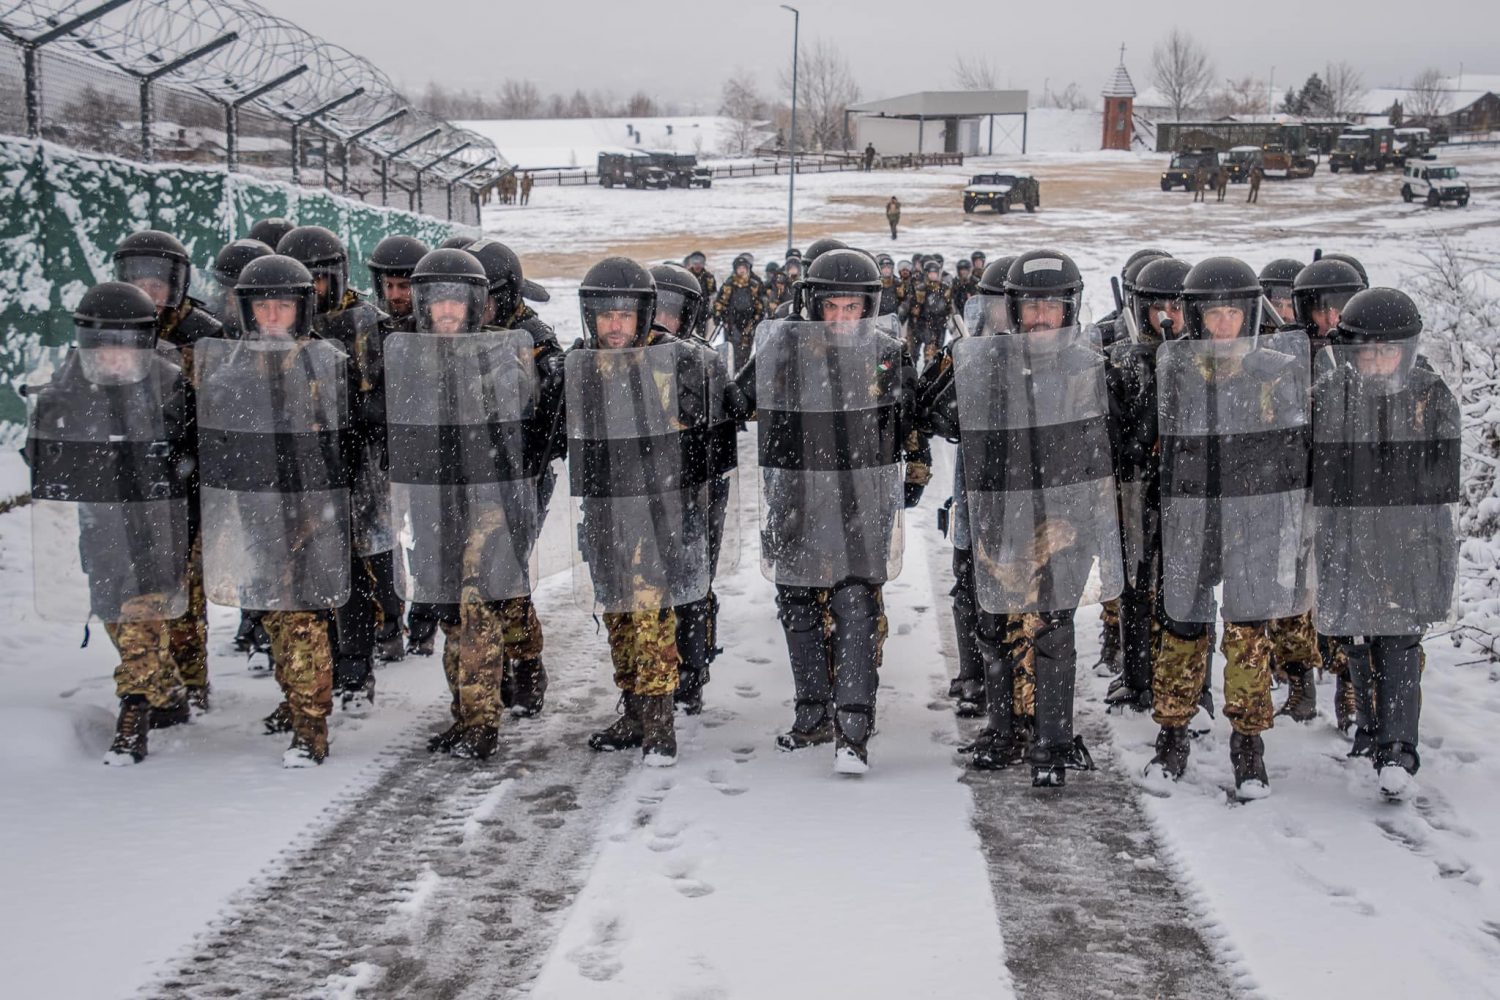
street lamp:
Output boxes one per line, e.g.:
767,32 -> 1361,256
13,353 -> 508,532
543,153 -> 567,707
781,4 -> 799,255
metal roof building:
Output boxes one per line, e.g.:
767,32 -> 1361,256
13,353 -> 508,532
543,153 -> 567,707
845,90 -> 1030,155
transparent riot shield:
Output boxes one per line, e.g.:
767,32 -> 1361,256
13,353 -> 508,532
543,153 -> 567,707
1157,329 -> 1313,623
27,344 -> 192,622
953,326 -> 1123,614
1106,338 -> 1162,589
196,338 -> 351,610
1312,342 -> 1460,635
754,318 -> 906,588
565,340 -> 713,613
385,329 -> 540,604
704,338 -> 742,575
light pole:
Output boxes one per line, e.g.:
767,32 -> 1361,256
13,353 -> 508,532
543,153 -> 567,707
781,4 -> 799,255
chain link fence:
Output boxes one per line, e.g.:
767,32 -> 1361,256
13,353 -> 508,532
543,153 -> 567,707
0,0 -> 508,226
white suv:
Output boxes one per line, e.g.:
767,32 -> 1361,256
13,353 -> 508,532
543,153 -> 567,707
1402,162 -> 1470,207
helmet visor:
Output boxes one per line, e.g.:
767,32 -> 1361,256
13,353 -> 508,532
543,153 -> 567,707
581,291 -> 654,349
414,281 -> 487,334
654,287 -> 699,336
966,293 -> 1011,337
1008,292 -> 1079,333
1186,293 -> 1261,342
1320,338 -> 1421,394
307,263 -> 347,313
809,289 -> 877,325
74,326 -> 159,384
237,290 -> 311,341
115,255 -> 188,311
1296,289 -> 1359,335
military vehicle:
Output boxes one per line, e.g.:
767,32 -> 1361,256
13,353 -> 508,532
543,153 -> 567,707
1160,147 -> 1219,191
597,151 -> 669,189
962,173 -> 1039,213
1329,126 -> 1397,173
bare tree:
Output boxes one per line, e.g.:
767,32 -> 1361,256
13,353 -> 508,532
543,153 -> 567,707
1321,60 -> 1367,118
499,79 -> 541,119
780,37 -> 862,151
1407,67 -> 1450,123
1205,75 -> 1267,118
720,70 -> 767,155
623,91 -> 658,117
1151,29 -> 1214,121
952,52 -> 999,90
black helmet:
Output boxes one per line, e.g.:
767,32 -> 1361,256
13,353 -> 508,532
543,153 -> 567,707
1004,249 -> 1084,330
275,226 -> 348,314
234,254 -> 316,340
731,253 -> 753,272
579,257 -> 656,348
1258,257 -> 1304,289
438,235 -> 477,251
367,235 -> 430,314
212,239 -> 274,287
73,281 -> 160,352
464,238 -> 525,325
897,259 -> 912,275
971,251 -> 986,265
1133,258 -> 1192,340
649,262 -> 706,337
409,248 -> 488,333
1122,251 -> 1168,293
247,217 -> 295,249
684,250 -> 707,270
875,252 -> 895,270
801,248 -> 880,321
782,255 -> 803,278
765,260 -> 781,276
976,256 -> 1017,295
1122,247 -> 1169,278
1180,257 -> 1261,341
802,237 -> 847,266
923,258 -> 942,278
785,248 -> 802,262
1317,251 -> 1369,286
1331,287 -> 1423,345
956,259 -> 972,273
930,253 -> 945,268
112,230 -> 191,311
1293,259 -> 1365,335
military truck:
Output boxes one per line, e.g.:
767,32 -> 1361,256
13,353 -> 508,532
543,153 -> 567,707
1393,127 -> 1434,165
962,173 -> 1039,213
1329,126 -> 1396,173
645,151 -> 712,188
597,150 -> 670,189
1160,147 -> 1219,191
1223,146 -> 1263,182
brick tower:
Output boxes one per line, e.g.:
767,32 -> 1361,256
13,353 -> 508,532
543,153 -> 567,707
1101,45 -> 1136,151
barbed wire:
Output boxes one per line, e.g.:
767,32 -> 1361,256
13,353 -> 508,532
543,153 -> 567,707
0,0 -> 503,200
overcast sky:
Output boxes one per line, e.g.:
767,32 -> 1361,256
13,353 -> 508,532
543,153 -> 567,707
252,0 -> 1496,109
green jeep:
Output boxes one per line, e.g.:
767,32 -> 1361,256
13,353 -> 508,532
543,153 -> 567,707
962,173 -> 1039,214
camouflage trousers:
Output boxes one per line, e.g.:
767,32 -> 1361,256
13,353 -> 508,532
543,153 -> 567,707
1153,620 -> 1274,736
263,610 -> 334,721
106,592 -> 187,709
1005,613 -> 1039,718
439,596 -> 544,727
1100,597 -> 1121,633
1266,610 -> 1322,679
167,532 -> 209,689
604,607 -> 681,697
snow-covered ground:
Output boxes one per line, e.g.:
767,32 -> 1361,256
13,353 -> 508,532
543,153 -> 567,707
3,145 -> 1500,998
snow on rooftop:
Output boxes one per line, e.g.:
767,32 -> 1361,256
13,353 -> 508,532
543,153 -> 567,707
458,116 -> 739,169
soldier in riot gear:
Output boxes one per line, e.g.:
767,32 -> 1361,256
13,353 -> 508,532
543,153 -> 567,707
765,267 -> 793,313
1294,258 -> 1367,361
570,257 -> 717,765
26,282 -> 195,763
277,225 -> 400,707
386,248 -> 545,759
112,230 -> 223,718
712,253 -> 765,369
951,259 -> 976,317
1148,257 -> 1313,798
1103,256 -> 1191,717
937,250 -> 1121,784
908,259 -> 955,362
731,248 -> 930,773
684,251 -> 717,337
651,262 -> 739,715
1312,288 -> 1459,799
199,254 -> 349,764
367,234 -> 430,330
874,253 -> 901,316
1317,251 -> 1369,287
204,239 -> 273,337
247,216 -> 296,251
1258,258 -> 1304,328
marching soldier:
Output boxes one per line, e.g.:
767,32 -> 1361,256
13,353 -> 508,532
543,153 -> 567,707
684,251 -> 717,337
713,253 -> 765,370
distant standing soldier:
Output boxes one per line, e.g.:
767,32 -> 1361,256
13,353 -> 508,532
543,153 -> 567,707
863,142 -> 877,171
1192,167 -> 1207,203
1215,166 -> 1230,203
886,196 -> 902,239
1247,165 -> 1263,204
520,171 -> 534,206
713,253 -> 765,370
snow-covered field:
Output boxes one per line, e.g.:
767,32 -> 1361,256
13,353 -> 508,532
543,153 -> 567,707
3,145 -> 1500,998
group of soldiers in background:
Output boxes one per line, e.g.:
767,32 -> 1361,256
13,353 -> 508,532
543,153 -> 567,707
495,171 -> 535,206
28,216 -> 1457,796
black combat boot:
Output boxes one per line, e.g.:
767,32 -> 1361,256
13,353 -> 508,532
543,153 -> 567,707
1230,731 -> 1270,800
339,673 -> 376,713
149,691 -> 190,730
1334,673 -> 1357,733
964,726 -> 1021,770
589,694 -> 644,752
375,620 -> 406,662
509,658 -> 548,718
1097,619 -> 1122,673
1375,742 -> 1420,800
186,684 -> 211,716
451,724 -> 499,761
954,677 -> 986,718
1277,665 -> 1317,722
104,695 -> 150,765
407,616 -> 438,657
284,713 -> 328,768
639,694 -> 678,767
1144,725 -> 1191,781
428,721 -> 466,753
262,701 -> 293,735
833,706 -> 873,775
1030,736 -> 1094,788
775,700 -> 835,752
675,667 -> 705,716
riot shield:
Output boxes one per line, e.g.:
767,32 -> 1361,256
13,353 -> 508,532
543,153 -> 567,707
1157,330 -> 1313,623
196,337 -> 351,610
699,337 -> 742,575
1106,339 -> 1162,589
27,345 -> 192,622
385,329 -> 540,603
953,326 -> 1123,615
754,318 -> 906,588
1312,344 -> 1460,635
565,341 -> 713,613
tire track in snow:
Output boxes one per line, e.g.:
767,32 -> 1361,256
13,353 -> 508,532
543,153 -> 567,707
925,518 -> 1244,1000
143,614 -> 635,999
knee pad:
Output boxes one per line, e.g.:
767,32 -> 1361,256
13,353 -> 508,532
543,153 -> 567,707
828,581 -> 880,629
776,589 -> 824,634
1162,618 -> 1207,642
